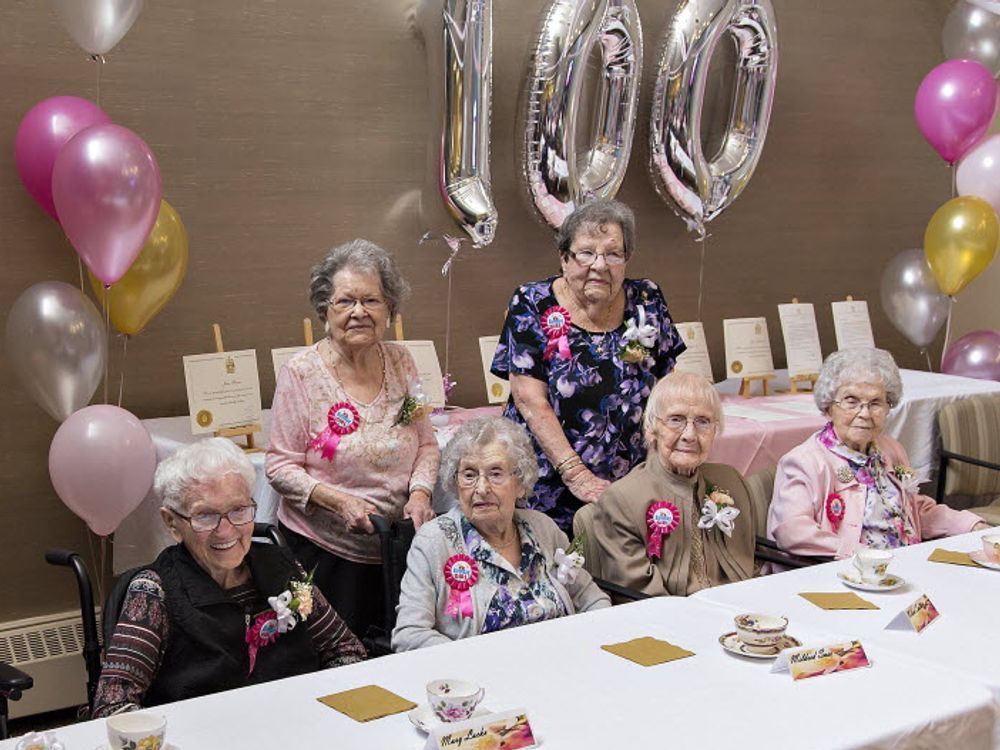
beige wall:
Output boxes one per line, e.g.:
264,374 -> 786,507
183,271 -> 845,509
2,0 -> 986,621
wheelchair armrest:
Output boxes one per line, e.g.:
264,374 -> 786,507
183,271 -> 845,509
0,662 -> 33,700
755,536 -> 833,569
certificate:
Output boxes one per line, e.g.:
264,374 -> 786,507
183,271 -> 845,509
271,346 -> 307,381
777,303 -> 823,378
183,349 -> 263,435
672,322 -> 714,381
831,300 -> 875,350
723,317 -> 775,379
398,340 -> 446,407
478,336 -> 510,404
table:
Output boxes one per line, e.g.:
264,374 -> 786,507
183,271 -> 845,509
2,595 -> 995,749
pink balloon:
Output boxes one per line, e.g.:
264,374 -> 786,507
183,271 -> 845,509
52,123 -> 162,285
941,329 -> 1000,381
14,96 -> 111,221
48,405 -> 156,536
957,134 -> 1000,214
914,59 -> 998,164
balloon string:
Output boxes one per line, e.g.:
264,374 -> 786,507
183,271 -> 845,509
93,54 -> 103,109
941,296 -> 955,370
103,285 -> 110,404
697,234 -> 707,322
118,335 -> 129,408
922,348 -> 933,372
84,530 -> 103,612
950,163 -> 957,199
444,266 -> 453,376
78,256 -> 85,294
98,535 -> 107,608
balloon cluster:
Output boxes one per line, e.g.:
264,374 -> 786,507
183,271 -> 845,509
882,6 -> 1000,381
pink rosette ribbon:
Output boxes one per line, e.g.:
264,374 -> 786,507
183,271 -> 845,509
245,611 -> 281,674
541,306 -> 572,362
309,401 -> 360,461
825,492 -> 845,531
443,554 -> 479,620
646,501 -> 680,560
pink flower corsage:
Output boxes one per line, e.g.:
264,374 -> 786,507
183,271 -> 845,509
443,554 -> 479,620
541,306 -> 572,362
646,500 -> 680,560
309,401 -> 360,461
245,570 -> 315,673
825,492 -> 845,530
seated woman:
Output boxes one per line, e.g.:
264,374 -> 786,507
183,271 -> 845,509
92,438 -> 365,717
392,417 -> 609,651
591,372 -> 755,596
768,348 -> 988,558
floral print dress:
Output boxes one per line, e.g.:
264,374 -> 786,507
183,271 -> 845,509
491,276 -> 685,532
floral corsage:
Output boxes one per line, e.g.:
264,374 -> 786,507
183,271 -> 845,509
892,464 -> 921,494
245,570 -> 315,674
697,484 -> 740,537
395,377 -> 430,426
14,732 -> 65,750
620,307 -> 657,364
553,533 -> 586,585
825,492 -> 845,531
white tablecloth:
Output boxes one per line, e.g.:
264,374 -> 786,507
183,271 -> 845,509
2,594 -> 995,749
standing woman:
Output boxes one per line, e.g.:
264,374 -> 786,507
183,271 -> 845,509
267,239 -> 439,640
491,200 -> 686,533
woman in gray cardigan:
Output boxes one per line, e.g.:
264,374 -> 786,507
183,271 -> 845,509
392,417 -> 610,651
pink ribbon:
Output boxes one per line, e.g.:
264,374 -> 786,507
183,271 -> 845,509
646,501 -> 680,560
445,588 -> 474,620
443,554 -> 478,620
541,306 -> 572,362
309,401 -> 360,461
543,334 -> 571,362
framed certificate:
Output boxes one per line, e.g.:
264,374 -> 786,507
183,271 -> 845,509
831,300 -> 875,350
182,349 -> 263,435
723,317 -> 775,379
271,346 -> 308,381
478,336 -> 510,403
398,340 -> 447,407
672,322 -> 714,381
777,303 -> 823,378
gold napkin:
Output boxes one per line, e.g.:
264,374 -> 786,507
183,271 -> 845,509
317,685 -> 417,722
601,636 -> 695,666
799,592 -> 879,610
928,548 -> 978,567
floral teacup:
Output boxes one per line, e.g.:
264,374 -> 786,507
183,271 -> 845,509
106,712 -> 166,750
426,678 -> 485,723
853,549 -> 893,583
982,534 -> 1000,563
734,613 -> 788,653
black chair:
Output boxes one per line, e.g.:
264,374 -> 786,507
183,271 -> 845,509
365,514 -> 416,656
0,662 -> 33,740
754,536 -> 834,569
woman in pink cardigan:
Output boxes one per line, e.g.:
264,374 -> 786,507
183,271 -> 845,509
767,348 -> 987,559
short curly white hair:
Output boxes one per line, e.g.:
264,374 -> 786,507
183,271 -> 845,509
154,438 -> 256,512
440,417 -> 539,502
643,371 -> 724,449
814,348 -> 903,414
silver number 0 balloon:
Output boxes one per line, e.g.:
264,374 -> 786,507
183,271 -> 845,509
520,0 -> 643,229
649,0 -> 778,233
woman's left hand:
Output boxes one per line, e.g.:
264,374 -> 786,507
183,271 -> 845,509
403,493 -> 436,529
564,467 -> 611,504
973,521 -> 992,532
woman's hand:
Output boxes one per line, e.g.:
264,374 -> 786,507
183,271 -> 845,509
563,466 -> 610,503
403,492 -> 435,529
973,521 -> 992,532
310,484 -> 376,534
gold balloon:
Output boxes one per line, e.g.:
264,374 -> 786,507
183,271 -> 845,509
923,196 -> 999,296
89,200 -> 188,335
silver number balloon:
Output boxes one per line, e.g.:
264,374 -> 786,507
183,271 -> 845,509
943,0 -> 1000,76
5,281 -> 107,422
520,0 -> 643,229
880,249 -> 950,349
649,0 -> 778,233
50,0 -> 144,56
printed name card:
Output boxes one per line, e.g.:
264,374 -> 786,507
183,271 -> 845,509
771,640 -> 873,681
182,349 -> 263,435
885,594 -> 940,634
424,709 -> 538,750
478,336 -> 509,404
673,321 -> 714,381
723,317 -> 775,379
777,303 -> 823,378
271,345 -> 308,381
831,300 -> 875,349
399,340 -> 447,407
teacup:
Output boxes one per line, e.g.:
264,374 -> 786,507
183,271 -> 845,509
982,534 -> 1000,563
853,549 -> 893,583
106,712 -> 166,750
734,613 -> 789,653
426,678 -> 485,723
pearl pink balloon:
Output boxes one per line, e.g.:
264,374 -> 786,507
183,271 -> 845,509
957,133 -> 1000,214
914,59 -> 998,164
14,96 -> 110,221
942,329 -> 1000,381
48,405 -> 156,536
52,123 -> 162,286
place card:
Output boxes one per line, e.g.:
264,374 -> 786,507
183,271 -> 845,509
885,594 -> 940,634
831,300 -> 875,349
271,345 -> 308,381
771,640 -> 872,681
601,636 -> 695,666
399,340 -> 447,407
723,317 -> 775,379
182,349 -> 263,435
478,336 -> 509,404
317,684 -> 416,722
777,303 -> 823,378
424,708 -> 538,750
928,548 -> 978,567
799,592 -> 879,610
673,321 -> 714,381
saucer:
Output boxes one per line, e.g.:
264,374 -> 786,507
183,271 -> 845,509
408,705 -> 491,733
837,570 -> 905,591
95,746 -> 178,750
719,632 -> 802,659
969,551 -> 1000,571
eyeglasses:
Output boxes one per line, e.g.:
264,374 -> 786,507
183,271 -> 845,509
170,501 -> 257,533
656,415 -> 715,434
328,297 -> 387,314
457,469 -> 514,488
833,397 -> 889,416
566,249 -> 627,267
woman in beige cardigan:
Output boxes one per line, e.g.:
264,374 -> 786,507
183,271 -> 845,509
591,372 -> 755,596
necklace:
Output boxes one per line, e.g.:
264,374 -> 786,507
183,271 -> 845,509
325,339 -> 387,415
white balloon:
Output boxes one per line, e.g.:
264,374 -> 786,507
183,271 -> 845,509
50,0 -> 144,56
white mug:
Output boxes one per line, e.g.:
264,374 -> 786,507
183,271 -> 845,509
853,548 -> 893,583
426,678 -> 485,723
106,712 -> 166,750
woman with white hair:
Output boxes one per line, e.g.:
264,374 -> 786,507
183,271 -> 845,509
392,417 -> 609,652
590,371 -> 756,596
768,348 -> 987,559
91,438 -> 365,718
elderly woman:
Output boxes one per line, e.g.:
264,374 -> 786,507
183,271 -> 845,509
768,348 -> 988,558
266,239 -> 439,640
590,372 -> 755,596
490,199 -> 686,533
392,417 -> 609,651
92,439 -> 365,717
